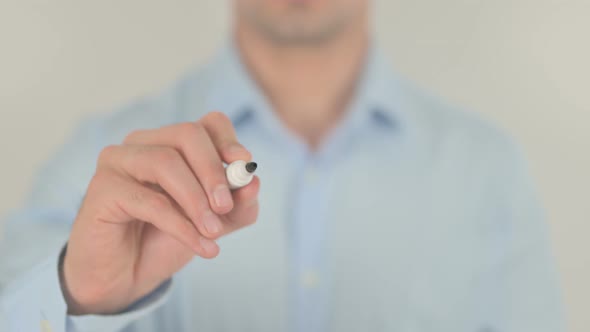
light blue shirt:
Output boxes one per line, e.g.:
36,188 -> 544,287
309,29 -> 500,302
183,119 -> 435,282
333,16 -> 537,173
0,43 -> 564,332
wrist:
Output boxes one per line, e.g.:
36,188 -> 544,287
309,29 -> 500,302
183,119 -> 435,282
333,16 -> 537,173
58,245 -> 97,315
58,244 -> 81,315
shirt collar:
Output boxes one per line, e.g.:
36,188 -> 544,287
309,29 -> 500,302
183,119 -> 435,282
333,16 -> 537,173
204,39 -> 405,133
204,41 -> 266,128
351,46 -> 403,130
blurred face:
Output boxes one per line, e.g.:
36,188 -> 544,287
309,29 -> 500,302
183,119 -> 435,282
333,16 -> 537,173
235,0 -> 369,45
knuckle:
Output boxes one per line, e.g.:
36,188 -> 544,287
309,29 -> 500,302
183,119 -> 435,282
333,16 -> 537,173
178,122 -> 199,141
128,188 -> 147,204
192,122 -> 206,135
87,171 -> 109,194
123,130 -> 143,144
203,111 -> 231,125
90,169 -> 113,185
147,193 -> 171,211
97,145 -> 118,164
153,147 -> 180,166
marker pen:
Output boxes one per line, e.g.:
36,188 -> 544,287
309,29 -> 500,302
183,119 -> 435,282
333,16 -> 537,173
226,160 -> 258,190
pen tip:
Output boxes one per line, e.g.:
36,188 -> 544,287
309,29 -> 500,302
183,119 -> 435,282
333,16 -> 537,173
245,162 -> 258,173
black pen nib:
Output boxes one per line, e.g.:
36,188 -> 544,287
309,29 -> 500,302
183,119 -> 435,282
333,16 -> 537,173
245,162 -> 258,173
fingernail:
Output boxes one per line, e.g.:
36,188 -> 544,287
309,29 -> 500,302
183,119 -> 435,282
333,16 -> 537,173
199,238 -> 218,255
202,211 -> 222,235
213,185 -> 232,209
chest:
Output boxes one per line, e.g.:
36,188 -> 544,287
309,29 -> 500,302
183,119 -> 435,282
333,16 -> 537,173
174,137 -> 492,331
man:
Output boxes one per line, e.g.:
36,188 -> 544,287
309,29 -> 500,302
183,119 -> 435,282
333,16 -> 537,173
0,0 -> 563,331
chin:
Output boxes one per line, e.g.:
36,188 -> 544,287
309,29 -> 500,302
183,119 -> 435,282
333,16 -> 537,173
238,0 -> 365,45
264,0 -> 331,12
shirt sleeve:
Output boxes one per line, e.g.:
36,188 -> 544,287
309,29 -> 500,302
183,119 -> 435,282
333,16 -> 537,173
483,139 -> 565,331
67,279 -> 173,332
1,248 -> 172,332
0,115 -> 173,332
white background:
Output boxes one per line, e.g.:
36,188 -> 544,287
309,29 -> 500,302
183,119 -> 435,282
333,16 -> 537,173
0,1 -> 588,330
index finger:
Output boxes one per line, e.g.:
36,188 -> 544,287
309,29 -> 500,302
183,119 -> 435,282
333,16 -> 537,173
198,111 -> 252,163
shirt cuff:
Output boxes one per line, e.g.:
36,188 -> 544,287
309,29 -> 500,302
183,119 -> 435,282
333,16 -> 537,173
67,279 -> 172,332
1,249 -> 69,332
1,248 -> 173,332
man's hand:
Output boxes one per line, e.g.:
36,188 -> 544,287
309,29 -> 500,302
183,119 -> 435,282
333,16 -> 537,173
62,112 -> 260,315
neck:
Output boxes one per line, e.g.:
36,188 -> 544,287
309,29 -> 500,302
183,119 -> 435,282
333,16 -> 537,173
234,18 -> 369,149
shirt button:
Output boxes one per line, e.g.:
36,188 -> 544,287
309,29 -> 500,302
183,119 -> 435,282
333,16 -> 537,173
41,320 -> 53,332
301,270 -> 321,289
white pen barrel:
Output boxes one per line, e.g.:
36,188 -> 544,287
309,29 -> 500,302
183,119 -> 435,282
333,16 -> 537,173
226,160 -> 256,190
